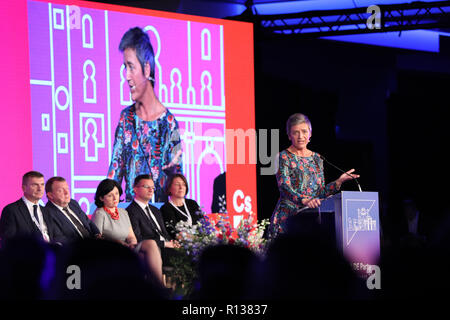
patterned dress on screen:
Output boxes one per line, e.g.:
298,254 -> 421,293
107,104 -> 183,202
269,149 -> 339,237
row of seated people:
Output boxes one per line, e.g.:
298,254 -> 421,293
0,170 -> 201,289
4,208 -> 450,300
0,198 -> 399,301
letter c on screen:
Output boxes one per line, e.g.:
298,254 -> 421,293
233,189 -> 245,213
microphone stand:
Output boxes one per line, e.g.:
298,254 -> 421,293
320,155 -> 362,192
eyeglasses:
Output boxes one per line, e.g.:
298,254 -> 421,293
138,185 -> 155,190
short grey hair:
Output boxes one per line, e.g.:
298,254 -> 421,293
286,113 -> 312,135
119,27 -> 155,87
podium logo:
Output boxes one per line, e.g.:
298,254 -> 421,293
346,200 -> 377,246
348,207 -> 377,232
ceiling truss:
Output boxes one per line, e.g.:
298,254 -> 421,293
235,1 -> 450,37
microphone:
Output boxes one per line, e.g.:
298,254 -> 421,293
130,78 -> 148,91
320,155 -> 362,192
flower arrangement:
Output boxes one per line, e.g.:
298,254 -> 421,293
165,208 -> 270,297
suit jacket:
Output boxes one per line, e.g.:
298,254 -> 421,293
0,198 -> 64,245
45,199 -> 100,244
126,200 -> 172,250
160,199 -> 201,239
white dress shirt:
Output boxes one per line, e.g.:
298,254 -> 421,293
52,202 -> 84,238
22,196 -> 50,242
134,199 -> 165,241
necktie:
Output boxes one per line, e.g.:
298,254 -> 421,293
33,204 -> 47,241
145,206 -> 166,240
63,207 -> 91,238
33,205 -> 40,224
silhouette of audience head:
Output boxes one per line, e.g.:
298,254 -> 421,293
0,236 -> 48,299
260,213 -> 364,300
9,193 -> 450,300
193,244 -> 261,300
44,238 -> 168,299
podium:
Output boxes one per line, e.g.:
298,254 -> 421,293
320,191 -> 380,267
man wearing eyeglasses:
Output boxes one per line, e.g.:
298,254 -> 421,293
126,174 -> 179,255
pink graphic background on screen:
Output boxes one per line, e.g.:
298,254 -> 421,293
28,0 -> 226,214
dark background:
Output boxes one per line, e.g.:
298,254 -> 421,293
254,33 -> 450,246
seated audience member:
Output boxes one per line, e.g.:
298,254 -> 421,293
92,178 -> 166,286
160,173 -> 201,239
126,175 -> 180,268
0,171 -> 63,245
92,179 -> 137,247
45,176 -> 101,243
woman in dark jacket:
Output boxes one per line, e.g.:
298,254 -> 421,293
160,174 -> 201,239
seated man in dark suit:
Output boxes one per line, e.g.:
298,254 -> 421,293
0,171 -> 63,245
45,176 -> 101,244
126,174 -> 179,265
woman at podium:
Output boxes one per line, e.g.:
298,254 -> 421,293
269,113 -> 359,237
